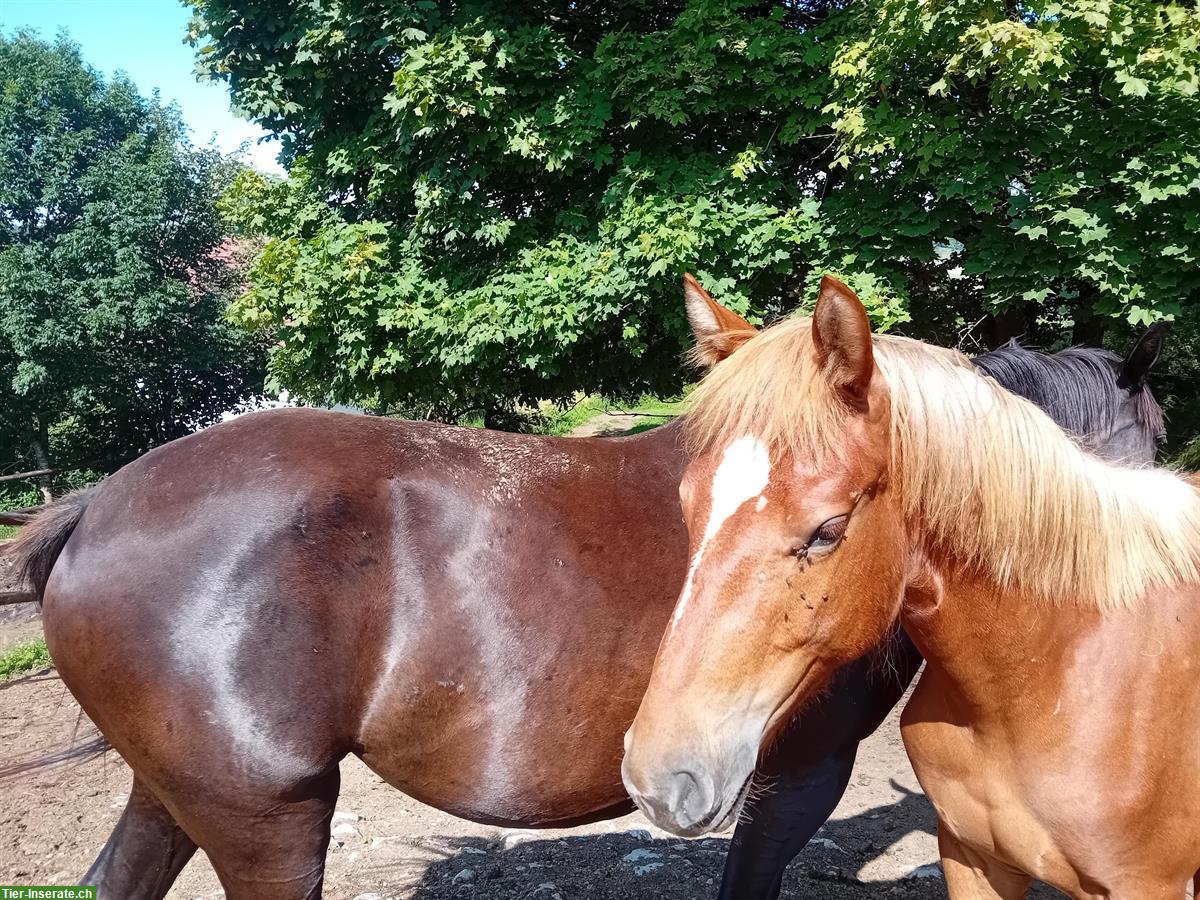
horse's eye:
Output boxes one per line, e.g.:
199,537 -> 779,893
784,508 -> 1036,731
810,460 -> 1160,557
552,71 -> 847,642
811,516 -> 848,549
794,515 -> 849,558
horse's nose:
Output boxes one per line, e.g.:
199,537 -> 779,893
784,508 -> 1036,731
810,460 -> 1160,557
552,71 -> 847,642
623,758 -> 721,835
662,769 -> 719,831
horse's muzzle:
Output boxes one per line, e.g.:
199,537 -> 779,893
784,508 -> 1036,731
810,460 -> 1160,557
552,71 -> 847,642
621,729 -> 756,837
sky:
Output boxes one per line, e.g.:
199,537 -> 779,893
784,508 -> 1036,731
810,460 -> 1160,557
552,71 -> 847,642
1,0 -> 286,175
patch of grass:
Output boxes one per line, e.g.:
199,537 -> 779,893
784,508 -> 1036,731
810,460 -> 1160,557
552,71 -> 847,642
0,638 -> 52,680
0,524 -> 21,541
618,393 -> 690,418
624,421 -> 667,436
448,390 -> 693,437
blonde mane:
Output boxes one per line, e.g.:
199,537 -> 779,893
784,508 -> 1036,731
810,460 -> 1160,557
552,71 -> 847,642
685,317 -> 1200,609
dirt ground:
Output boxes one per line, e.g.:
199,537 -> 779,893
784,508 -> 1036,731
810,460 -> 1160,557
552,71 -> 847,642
1,613 -> 1077,900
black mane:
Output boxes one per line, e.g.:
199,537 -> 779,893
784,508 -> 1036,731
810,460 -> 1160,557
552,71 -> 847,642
972,339 -> 1165,446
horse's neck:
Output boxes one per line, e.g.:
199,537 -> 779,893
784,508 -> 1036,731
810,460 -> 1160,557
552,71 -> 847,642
901,553 -> 1198,724
901,556 -> 1095,721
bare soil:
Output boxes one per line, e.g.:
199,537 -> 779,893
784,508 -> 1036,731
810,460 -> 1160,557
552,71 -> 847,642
1,621 -> 1072,899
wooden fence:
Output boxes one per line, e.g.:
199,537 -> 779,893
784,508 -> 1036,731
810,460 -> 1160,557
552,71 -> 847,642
0,543 -> 34,605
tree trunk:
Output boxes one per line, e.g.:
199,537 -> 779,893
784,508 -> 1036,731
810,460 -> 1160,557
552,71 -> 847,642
1071,315 -> 1105,347
983,304 -> 1034,349
483,402 -> 500,430
29,416 -> 53,504
1071,284 -> 1106,346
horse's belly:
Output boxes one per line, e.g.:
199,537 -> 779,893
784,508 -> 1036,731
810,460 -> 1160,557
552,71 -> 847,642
355,669 -> 639,827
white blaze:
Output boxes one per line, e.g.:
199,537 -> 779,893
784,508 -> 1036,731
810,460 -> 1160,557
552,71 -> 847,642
671,435 -> 771,630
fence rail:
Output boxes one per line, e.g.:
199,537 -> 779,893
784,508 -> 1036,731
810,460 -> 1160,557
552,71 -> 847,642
0,455 -> 126,485
0,505 -> 43,526
0,540 -> 32,605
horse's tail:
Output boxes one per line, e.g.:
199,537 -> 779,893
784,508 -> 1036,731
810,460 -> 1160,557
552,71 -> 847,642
10,488 -> 94,602
0,488 -> 111,781
0,732 -> 110,781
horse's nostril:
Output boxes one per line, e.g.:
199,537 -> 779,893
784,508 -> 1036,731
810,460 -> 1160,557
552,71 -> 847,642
667,769 -> 718,829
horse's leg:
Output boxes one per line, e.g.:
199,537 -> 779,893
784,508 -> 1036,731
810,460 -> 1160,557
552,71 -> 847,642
939,825 -> 1030,899
718,745 -> 856,900
84,777 -> 197,899
717,630 -> 923,900
173,765 -> 341,900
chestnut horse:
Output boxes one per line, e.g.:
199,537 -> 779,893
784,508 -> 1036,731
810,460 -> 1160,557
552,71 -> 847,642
623,277 -> 1199,898
12,282 -> 1165,900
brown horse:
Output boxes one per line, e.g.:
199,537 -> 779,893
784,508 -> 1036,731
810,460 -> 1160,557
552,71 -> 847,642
11,281 -> 1167,900
622,277 -> 1200,898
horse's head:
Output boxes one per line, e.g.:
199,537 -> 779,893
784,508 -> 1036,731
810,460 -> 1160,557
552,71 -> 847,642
622,277 -> 906,836
1105,324 -> 1169,461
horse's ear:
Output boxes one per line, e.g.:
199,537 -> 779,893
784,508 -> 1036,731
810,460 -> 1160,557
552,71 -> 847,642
1119,321 -> 1170,390
812,275 -> 874,411
684,273 -> 757,368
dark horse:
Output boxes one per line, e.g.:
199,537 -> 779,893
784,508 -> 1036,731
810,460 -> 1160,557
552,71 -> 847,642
12,280 -> 1166,900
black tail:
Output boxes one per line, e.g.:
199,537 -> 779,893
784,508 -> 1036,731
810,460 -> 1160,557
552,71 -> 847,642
11,488 -> 94,602
3,488 -> 112,778
0,729 -> 110,781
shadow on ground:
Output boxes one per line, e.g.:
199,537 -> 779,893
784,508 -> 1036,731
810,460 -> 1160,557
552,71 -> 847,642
397,832 -> 939,900
371,789 -> 1064,900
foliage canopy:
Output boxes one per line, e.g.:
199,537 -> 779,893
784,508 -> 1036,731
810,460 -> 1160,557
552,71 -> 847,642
193,0 -> 1199,423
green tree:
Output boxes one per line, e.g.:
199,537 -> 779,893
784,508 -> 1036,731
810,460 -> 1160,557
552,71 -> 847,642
195,0 -> 902,420
191,1 -> 1199,423
0,32 -> 266,496
820,0 -> 1200,345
